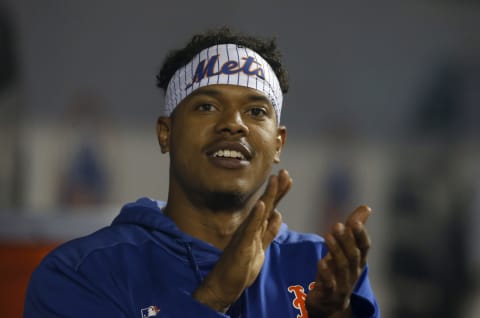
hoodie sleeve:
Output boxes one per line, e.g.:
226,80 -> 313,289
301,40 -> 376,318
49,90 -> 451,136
349,266 -> 380,318
24,256 -> 232,318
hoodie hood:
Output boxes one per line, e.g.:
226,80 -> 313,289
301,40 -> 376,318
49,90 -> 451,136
112,198 -> 224,266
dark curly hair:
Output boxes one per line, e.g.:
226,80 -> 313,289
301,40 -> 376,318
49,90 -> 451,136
156,26 -> 289,94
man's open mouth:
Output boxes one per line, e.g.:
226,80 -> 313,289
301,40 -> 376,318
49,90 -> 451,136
211,149 -> 246,160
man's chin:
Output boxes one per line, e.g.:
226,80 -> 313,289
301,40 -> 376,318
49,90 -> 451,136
203,191 -> 251,212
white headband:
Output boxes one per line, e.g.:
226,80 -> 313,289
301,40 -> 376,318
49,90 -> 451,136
164,43 -> 283,122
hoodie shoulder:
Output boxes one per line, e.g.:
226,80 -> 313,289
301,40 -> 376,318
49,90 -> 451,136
43,221 -> 149,271
43,198 -> 165,270
274,223 -> 325,246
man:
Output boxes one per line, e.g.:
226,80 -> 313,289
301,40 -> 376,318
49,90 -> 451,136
25,27 -> 379,317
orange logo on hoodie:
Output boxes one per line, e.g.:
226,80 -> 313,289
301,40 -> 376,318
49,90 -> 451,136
287,282 -> 316,318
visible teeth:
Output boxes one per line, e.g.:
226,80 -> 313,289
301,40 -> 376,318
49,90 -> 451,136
213,149 -> 245,160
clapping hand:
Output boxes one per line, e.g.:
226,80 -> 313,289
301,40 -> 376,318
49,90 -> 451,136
306,206 -> 372,318
193,169 -> 292,312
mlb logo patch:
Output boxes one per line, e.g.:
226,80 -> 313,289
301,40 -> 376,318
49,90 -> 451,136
141,305 -> 160,317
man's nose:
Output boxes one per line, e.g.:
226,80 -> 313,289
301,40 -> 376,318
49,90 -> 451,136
215,110 -> 250,136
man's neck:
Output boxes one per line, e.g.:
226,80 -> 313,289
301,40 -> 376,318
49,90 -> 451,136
163,188 -> 259,250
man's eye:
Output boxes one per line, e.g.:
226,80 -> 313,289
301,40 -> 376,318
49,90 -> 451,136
196,104 -> 215,112
248,107 -> 267,117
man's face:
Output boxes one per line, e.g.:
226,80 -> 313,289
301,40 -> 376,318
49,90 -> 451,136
158,84 -> 286,201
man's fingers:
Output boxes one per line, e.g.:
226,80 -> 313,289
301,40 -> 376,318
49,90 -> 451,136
273,169 -> 292,207
324,233 -> 349,288
260,175 -> 278,218
332,223 -> 361,278
258,170 -> 292,222
315,259 -> 336,293
351,222 -> 371,265
346,205 -> 371,227
345,206 -> 372,265
241,201 -> 267,239
261,210 -> 282,249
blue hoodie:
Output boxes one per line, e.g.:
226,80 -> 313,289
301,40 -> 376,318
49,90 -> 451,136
24,198 -> 379,317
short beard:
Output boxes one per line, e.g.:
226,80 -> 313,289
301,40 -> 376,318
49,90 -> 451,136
202,191 -> 252,213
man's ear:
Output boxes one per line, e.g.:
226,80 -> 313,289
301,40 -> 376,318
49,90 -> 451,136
274,125 -> 287,163
156,116 -> 171,153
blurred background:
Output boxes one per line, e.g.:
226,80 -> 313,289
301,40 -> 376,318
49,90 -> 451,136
1,0 -> 479,317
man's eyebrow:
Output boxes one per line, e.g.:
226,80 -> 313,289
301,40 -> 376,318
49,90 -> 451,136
245,93 -> 271,104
